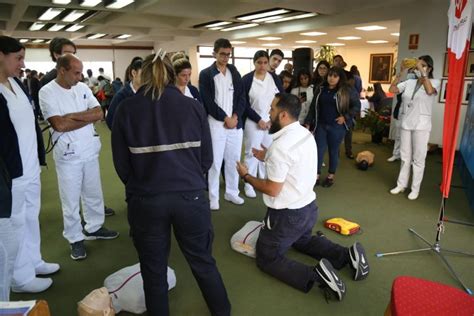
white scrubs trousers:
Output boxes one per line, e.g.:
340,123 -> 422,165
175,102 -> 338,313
0,218 -> 19,300
243,120 -> 272,190
397,128 -> 430,194
391,118 -> 402,159
10,174 -> 44,287
208,117 -> 243,203
55,157 -> 105,244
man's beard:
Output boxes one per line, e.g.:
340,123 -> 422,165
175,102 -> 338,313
269,115 -> 281,134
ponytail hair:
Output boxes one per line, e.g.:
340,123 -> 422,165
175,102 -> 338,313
141,52 -> 175,101
171,52 -> 192,75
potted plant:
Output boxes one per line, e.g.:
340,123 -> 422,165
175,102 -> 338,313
359,108 -> 391,143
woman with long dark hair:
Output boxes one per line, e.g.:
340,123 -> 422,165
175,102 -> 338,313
368,82 -> 387,113
242,50 -> 284,198
389,55 -> 440,200
312,60 -> 330,89
112,52 -> 230,315
0,36 -> 56,297
291,68 -> 313,123
304,66 -> 359,187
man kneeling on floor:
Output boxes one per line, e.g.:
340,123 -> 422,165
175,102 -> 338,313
236,93 -> 369,301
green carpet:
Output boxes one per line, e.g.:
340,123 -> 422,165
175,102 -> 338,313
11,122 -> 474,315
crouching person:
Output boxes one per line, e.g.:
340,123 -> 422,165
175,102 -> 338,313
236,93 -> 370,301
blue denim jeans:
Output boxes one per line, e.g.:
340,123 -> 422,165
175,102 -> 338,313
315,123 -> 347,174
256,201 -> 349,292
128,190 -> 231,316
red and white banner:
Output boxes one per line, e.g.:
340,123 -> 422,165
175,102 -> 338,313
443,0 -> 472,198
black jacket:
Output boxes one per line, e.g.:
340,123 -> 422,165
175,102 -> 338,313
198,62 -> 245,129
0,77 -> 46,217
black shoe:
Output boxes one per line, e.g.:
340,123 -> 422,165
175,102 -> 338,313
70,241 -> 87,260
349,242 -> 370,281
104,206 -> 115,216
315,258 -> 346,301
346,153 -> 354,159
84,227 -> 119,240
322,177 -> 334,188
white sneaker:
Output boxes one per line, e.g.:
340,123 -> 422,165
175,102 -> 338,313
35,262 -> 60,275
224,194 -> 244,205
390,186 -> 405,194
244,186 -> 256,198
12,277 -> 53,293
210,200 -> 219,211
408,191 -> 419,200
387,156 -> 400,162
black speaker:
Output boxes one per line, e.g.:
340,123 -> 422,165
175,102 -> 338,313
292,48 -> 314,75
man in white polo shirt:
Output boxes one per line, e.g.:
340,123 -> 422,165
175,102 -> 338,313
39,54 -> 118,261
236,93 -> 369,301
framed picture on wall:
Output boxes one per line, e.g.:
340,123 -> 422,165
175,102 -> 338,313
466,51 -> 474,77
463,79 -> 473,105
439,79 -> 448,103
369,53 -> 393,84
443,52 -> 449,77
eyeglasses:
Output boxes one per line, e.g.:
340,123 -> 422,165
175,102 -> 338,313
218,52 -> 232,58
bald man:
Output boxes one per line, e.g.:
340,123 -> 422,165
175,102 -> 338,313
39,54 -> 118,261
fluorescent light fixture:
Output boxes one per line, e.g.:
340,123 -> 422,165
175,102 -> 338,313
300,31 -> 326,36
116,34 -> 131,39
230,41 -> 246,44
105,0 -> 134,9
252,15 -> 284,23
326,42 -> 345,46
79,0 -> 102,7
19,39 -> 29,43
258,36 -> 282,41
32,39 -> 45,43
295,40 -> 317,44
29,22 -> 46,31
52,0 -> 71,4
261,43 -> 280,47
48,24 -> 66,31
355,25 -> 387,31
66,24 -> 85,32
391,32 -> 400,36
62,10 -> 87,22
337,36 -> 361,40
265,13 -> 317,24
38,8 -> 65,21
87,33 -> 107,39
209,27 -> 223,31
205,21 -> 232,28
221,23 -> 258,32
237,9 -> 289,21
367,40 -> 389,44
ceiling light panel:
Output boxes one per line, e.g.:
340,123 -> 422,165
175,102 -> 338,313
230,41 -> 246,44
258,37 -> 282,41
29,22 -> 46,31
326,43 -> 345,46
265,13 -> 317,24
52,0 -> 71,4
19,39 -> 29,43
300,31 -> 326,36
48,24 -> 66,31
38,8 -> 65,21
367,40 -> 389,44
221,23 -> 258,32
261,43 -> 280,47
295,40 -> 317,43
87,33 -> 107,39
205,21 -> 232,28
237,9 -> 289,21
32,39 -> 45,43
337,36 -> 361,40
105,0 -> 134,9
79,0 -> 102,7
355,25 -> 387,31
66,24 -> 85,32
116,34 -> 131,39
62,10 -> 87,22
391,32 -> 400,36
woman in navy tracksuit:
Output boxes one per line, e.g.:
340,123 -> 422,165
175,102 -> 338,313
106,58 -> 142,129
171,52 -> 202,103
305,66 -> 359,187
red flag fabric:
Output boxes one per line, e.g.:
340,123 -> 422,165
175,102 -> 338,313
443,0 -> 472,197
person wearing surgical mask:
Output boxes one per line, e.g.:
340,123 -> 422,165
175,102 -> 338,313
388,55 -> 440,200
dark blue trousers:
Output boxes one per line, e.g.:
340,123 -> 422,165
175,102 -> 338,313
127,190 -> 231,316
256,201 -> 349,292
315,123 -> 347,174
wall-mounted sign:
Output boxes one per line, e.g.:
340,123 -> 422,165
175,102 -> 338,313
409,34 -> 419,50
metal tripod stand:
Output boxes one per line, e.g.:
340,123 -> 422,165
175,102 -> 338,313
376,198 -> 474,295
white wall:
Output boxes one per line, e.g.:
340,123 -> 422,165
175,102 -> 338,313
396,0 -> 464,147
25,47 -> 152,81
